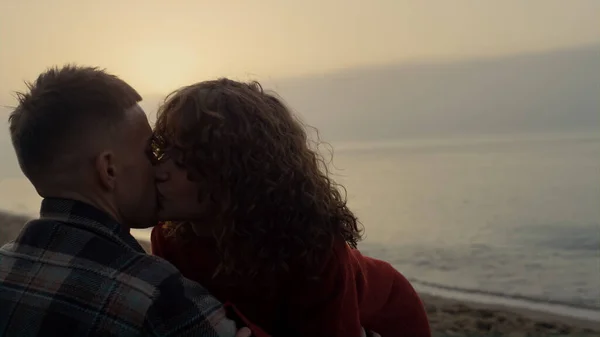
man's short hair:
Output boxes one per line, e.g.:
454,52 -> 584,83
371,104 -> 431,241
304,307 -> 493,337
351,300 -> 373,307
8,65 -> 142,184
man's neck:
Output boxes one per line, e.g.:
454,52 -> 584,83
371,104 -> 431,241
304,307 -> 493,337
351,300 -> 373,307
41,190 -> 123,226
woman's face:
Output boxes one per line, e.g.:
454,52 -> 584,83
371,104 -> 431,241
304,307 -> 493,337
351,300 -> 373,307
155,154 -> 204,221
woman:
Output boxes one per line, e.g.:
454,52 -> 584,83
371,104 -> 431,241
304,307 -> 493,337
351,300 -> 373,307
150,78 -> 430,337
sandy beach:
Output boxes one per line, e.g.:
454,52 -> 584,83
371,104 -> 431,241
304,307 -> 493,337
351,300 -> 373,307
2,211 -> 599,337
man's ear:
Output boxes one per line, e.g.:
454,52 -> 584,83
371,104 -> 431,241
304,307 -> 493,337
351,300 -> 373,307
95,151 -> 117,191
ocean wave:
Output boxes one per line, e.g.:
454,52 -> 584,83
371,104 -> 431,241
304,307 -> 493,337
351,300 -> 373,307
409,278 -> 600,312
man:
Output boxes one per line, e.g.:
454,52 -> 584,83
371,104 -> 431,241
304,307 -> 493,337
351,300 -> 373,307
0,65 -> 251,337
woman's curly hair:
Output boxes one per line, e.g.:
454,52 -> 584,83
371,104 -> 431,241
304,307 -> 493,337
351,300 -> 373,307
153,78 -> 363,282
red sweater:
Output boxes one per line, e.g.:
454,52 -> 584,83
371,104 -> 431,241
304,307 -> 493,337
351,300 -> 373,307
151,225 -> 430,337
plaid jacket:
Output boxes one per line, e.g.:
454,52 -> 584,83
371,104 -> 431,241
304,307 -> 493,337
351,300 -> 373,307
0,198 -> 238,337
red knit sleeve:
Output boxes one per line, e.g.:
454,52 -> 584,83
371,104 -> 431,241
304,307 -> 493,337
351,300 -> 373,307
284,241 -> 363,337
357,253 -> 431,337
383,270 -> 430,337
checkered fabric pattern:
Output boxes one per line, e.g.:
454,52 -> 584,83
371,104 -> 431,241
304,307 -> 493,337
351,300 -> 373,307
0,198 -> 238,337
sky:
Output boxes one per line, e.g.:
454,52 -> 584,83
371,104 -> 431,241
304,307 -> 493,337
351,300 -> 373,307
0,0 -> 599,214
1,0 -> 599,98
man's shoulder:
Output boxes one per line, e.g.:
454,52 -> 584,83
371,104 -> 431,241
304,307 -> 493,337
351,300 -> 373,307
1,217 -> 184,293
0,218 -> 212,314
0,221 -> 233,336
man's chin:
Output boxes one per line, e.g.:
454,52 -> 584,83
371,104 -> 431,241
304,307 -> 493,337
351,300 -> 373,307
156,203 -> 167,221
157,210 -> 176,222
129,215 -> 160,229
129,223 -> 155,229
156,207 -> 192,222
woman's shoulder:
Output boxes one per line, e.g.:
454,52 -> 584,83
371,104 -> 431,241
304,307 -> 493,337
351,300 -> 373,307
150,222 -> 198,256
335,243 -> 423,303
151,222 -> 214,248
306,239 -> 408,284
346,245 -> 409,285
150,222 -> 171,257
150,222 -> 171,246
150,222 -> 167,235
150,222 -> 220,273
343,245 -> 430,336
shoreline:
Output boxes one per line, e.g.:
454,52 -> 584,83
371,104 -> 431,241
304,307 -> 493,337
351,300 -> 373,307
1,212 -> 599,336
419,294 -> 600,335
412,281 -> 600,326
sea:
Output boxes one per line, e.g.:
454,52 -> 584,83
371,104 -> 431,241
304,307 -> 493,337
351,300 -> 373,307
1,132 -> 599,320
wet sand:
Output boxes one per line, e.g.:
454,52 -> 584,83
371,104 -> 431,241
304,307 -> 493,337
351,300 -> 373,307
2,211 -> 599,336
421,294 -> 599,337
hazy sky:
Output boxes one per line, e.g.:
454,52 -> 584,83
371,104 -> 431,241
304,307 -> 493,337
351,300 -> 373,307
1,0 -> 599,98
